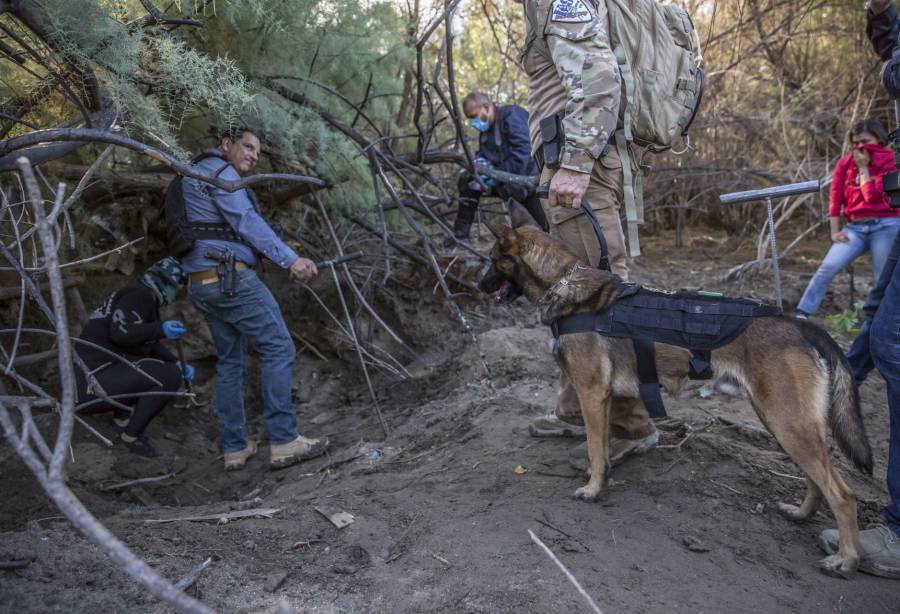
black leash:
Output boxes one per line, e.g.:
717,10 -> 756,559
536,186 -> 610,271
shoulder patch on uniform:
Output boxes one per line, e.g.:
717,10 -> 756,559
550,0 -> 593,23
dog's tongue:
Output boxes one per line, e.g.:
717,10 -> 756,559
494,281 -> 512,303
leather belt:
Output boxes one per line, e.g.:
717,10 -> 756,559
189,262 -> 249,285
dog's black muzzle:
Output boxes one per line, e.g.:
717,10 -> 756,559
477,264 -> 522,304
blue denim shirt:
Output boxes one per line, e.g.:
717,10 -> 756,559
179,149 -> 299,273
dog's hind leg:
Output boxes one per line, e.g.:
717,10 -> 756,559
776,479 -> 823,521
744,356 -> 860,576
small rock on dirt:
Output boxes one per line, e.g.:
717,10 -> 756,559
264,571 -> 288,593
309,410 -> 336,425
682,535 -> 710,552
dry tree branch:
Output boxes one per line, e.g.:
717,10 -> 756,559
0,157 -> 215,614
1,129 -> 324,191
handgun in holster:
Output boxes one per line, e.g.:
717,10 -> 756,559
538,112 -> 565,171
204,247 -> 237,296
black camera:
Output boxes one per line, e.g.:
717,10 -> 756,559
884,170 -> 900,207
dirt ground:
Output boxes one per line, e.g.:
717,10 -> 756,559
2,225 -> 900,613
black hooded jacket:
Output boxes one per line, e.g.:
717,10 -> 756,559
76,283 -> 176,369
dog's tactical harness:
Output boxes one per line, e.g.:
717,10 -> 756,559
535,188 -> 781,418
549,283 -> 781,417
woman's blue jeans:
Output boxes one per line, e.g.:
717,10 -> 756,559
797,217 -> 900,315
188,268 -> 298,454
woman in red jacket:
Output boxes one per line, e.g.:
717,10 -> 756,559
797,119 -> 900,317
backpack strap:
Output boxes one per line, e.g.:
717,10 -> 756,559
615,128 -> 642,258
612,44 -> 642,258
183,153 -> 253,247
613,45 -> 635,143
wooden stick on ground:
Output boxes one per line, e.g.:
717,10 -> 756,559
100,471 -> 177,492
143,508 -> 281,525
527,529 -> 603,614
173,557 -> 213,591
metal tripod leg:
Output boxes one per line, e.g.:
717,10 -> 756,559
766,196 -> 782,310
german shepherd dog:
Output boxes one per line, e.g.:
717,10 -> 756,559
478,204 -> 873,576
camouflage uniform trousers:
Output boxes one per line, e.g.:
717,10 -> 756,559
540,144 -> 655,441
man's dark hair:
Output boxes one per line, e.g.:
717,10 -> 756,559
462,91 -> 492,111
219,126 -> 259,143
851,119 -> 889,145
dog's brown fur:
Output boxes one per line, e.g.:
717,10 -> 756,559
480,204 -> 874,576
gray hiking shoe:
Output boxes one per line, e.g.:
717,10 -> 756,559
819,524 -> 900,579
528,412 -> 586,438
224,440 -> 258,472
568,431 -> 660,473
270,435 -> 329,469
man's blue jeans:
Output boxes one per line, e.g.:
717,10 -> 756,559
871,248 -> 900,536
188,268 -> 298,454
797,217 -> 900,315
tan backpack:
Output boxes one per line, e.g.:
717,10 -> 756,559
605,0 -> 704,256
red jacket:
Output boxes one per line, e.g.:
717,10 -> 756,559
829,144 -> 899,220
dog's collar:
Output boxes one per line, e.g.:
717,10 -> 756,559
538,263 -> 585,308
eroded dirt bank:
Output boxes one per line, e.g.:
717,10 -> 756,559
2,229 -> 899,613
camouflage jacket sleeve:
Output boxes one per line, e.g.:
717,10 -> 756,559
543,0 -> 620,173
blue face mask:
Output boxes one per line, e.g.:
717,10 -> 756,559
468,117 -> 490,133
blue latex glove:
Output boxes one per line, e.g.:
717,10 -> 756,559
161,320 -> 186,339
480,175 -> 496,188
177,362 -> 195,382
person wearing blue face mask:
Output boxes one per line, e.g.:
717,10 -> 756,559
446,91 -> 547,247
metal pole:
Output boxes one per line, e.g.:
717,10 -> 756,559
765,196 -> 782,310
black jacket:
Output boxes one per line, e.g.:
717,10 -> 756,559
867,5 -> 900,97
77,284 -> 176,368
477,104 -> 537,177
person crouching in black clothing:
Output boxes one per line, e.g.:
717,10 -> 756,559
75,257 -> 193,457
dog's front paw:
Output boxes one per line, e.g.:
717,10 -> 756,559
817,554 -> 857,579
573,485 -> 602,502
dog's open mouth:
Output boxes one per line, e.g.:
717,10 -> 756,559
494,280 -> 513,304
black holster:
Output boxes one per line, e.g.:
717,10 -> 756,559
539,112 -> 564,171
204,247 -> 237,296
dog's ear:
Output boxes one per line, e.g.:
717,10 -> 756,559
484,218 -> 511,240
507,199 -> 540,230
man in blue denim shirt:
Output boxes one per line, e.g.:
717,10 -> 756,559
818,0 -> 900,578
183,128 -> 328,471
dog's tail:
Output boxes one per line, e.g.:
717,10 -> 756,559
796,319 -> 873,475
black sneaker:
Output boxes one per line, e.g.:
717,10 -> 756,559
123,434 -> 159,458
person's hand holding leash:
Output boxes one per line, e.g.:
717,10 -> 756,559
549,168 -> 591,209
290,257 -> 318,281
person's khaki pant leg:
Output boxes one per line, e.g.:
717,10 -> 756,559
553,356 -> 655,440
539,146 -> 653,440
539,145 -> 629,280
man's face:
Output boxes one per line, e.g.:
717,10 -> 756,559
464,101 -> 494,126
220,132 -> 260,174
